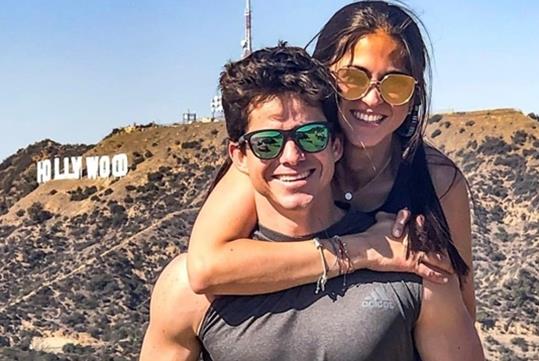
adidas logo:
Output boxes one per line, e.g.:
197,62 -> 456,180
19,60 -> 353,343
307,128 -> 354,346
361,292 -> 395,310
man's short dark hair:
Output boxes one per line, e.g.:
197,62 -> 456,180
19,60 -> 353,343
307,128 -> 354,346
219,42 -> 339,141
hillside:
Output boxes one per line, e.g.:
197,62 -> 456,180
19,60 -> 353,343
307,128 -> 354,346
426,109 -> 539,360
0,122 -> 226,360
0,140 -> 93,217
0,110 -> 537,360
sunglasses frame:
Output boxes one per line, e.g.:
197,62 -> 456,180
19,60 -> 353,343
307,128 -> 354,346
335,67 -> 418,106
238,121 -> 333,160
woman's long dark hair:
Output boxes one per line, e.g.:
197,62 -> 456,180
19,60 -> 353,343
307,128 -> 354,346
311,1 -> 469,277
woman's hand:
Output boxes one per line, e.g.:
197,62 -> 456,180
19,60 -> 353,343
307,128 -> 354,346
342,210 -> 454,284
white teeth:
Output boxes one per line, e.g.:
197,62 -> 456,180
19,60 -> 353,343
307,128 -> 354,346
351,111 -> 385,123
275,171 -> 311,182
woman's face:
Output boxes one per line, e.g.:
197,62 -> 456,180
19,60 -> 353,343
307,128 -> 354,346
332,31 -> 412,149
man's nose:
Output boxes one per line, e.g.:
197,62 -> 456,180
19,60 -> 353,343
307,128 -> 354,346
279,139 -> 304,165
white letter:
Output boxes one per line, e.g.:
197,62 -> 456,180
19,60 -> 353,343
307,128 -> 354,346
53,158 -> 66,180
99,156 -> 111,178
86,156 -> 100,179
111,154 -> 129,177
62,157 -> 79,180
36,159 -> 52,184
71,156 -> 83,179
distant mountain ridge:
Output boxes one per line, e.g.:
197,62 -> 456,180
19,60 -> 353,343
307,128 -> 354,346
0,109 -> 537,360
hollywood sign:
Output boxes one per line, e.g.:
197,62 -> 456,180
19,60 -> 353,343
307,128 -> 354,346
37,154 -> 129,184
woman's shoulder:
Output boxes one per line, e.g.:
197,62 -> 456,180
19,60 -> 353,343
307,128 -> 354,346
423,143 -> 467,199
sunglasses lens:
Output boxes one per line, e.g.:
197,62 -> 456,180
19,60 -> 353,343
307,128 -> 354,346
249,130 -> 284,159
296,123 -> 330,153
244,123 -> 331,160
380,74 -> 416,105
336,68 -> 370,100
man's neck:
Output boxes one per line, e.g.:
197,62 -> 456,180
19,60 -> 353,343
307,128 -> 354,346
254,190 -> 344,238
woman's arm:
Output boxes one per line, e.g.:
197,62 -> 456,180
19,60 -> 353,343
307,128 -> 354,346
426,147 -> 476,320
440,172 -> 476,319
187,165 -> 453,295
187,165 -> 337,294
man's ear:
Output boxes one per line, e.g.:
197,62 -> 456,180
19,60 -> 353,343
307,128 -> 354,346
228,141 -> 249,175
331,134 -> 344,162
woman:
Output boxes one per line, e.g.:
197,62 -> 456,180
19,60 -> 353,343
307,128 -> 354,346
186,0 -> 476,318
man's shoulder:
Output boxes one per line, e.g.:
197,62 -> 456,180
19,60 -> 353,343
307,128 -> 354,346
150,254 -> 211,336
155,254 -> 196,296
418,275 -> 468,324
415,276 -> 485,360
141,254 -> 208,360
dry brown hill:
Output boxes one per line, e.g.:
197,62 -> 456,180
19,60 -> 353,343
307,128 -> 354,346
426,109 -> 539,361
0,121 -> 226,360
0,140 -> 93,217
0,110 -> 537,360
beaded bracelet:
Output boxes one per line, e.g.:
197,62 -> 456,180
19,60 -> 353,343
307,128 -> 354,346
332,235 -> 353,287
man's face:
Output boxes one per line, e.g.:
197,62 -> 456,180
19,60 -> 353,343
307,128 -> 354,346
232,93 -> 342,211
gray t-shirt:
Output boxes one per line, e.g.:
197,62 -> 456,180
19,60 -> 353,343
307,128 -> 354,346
198,209 -> 422,361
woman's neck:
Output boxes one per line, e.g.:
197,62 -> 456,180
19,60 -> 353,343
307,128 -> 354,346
344,135 -> 396,188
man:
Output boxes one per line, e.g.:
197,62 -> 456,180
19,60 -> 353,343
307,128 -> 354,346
140,44 -> 484,361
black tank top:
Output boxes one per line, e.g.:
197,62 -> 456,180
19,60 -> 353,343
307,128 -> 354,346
336,161 -> 413,214
375,161 -> 413,213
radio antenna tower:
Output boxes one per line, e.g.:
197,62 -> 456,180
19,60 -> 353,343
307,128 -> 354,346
241,0 -> 252,58
210,1 -> 251,119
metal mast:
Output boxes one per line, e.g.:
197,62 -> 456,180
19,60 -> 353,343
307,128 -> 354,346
208,1 -> 251,120
241,0 -> 252,58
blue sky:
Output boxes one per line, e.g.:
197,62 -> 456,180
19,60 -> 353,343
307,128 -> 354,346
1,0 -> 538,162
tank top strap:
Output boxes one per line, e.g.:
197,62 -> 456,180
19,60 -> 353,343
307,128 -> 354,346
372,160 -> 413,215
